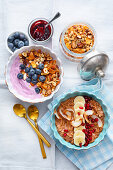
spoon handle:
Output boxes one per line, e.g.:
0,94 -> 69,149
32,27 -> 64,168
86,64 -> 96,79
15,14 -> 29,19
46,12 -> 61,27
26,117 -> 51,147
35,122 -> 46,159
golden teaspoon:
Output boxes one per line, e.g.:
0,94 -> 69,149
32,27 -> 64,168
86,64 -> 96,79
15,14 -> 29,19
13,104 -> 51,147
27,105 -> 46,159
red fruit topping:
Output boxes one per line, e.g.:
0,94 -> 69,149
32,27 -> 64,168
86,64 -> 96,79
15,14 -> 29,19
87,103 -> 90,107
85,131 -> 88,135
95,118 -> 98,122
85,98 -> 88,102
85,109 -> 87,111
91,119 -> 95,123
85,104 -> 87,107
84,142 -> 88,146
64,133 -> 67,137
82,129 -> 86,133
89,136 -> 92,141
64,129 -> 68,133
92,129 -> 96,133
79,106 -> 83,109
78,112 -> 81,115
90,124 -> 94,127
79,143 -> 82,147
81,123 -> 85,126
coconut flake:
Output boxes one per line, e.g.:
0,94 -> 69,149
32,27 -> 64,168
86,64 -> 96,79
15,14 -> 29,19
54,109 -> 61,119
85,110 -> 93,115
92,115 -> 103,127
71,119 -> 82,127
59,108 -> 71,120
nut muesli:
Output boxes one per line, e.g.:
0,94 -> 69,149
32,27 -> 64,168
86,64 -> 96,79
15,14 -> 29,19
17,49 -> 60,97
64,24 -> 94,54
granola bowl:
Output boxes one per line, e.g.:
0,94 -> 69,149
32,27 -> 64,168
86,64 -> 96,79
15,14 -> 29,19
5,45 -> 63,103
59,22 -> 96,62
50,91 -> 109,150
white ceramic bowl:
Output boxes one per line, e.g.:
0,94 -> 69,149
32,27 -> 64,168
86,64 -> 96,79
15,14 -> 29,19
5,45 -> 63,103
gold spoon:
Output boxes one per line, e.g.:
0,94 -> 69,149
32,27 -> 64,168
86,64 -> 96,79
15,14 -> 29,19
13,104 -> 51,147
27,105 -> 46,159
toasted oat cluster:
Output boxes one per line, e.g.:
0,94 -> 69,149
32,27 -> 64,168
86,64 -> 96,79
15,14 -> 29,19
18,49 -> 60,97
64,24 -> 94,54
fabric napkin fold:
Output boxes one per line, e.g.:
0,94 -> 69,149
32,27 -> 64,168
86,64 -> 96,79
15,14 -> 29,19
38,79 -> 113,170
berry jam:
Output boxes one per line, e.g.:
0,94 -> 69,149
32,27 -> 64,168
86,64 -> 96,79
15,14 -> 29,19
30,20 -> 51,41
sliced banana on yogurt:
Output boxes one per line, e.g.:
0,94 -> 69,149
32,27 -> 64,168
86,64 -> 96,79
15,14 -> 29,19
74,96 -> 85,105
74,108 -> 84,119
74,130 -> 85,146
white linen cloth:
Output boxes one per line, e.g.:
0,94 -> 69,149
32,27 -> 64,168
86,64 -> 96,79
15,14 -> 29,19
1,0 -> 113,170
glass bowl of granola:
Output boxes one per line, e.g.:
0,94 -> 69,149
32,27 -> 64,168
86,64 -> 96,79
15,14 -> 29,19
59,22 -> 96,62
5,46 -> 63,103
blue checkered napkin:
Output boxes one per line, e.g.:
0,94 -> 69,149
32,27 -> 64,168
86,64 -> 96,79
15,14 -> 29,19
38,79 -> 113,170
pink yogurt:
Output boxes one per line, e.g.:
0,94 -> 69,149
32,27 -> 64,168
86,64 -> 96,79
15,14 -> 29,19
10,56 -> 42,100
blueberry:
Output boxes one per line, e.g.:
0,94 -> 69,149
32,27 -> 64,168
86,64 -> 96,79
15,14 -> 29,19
24,40 -> 29,46
32,74 -> 38,80
29,68 -> 35,76
25,67 -> 30,73
8,42 -> 14,50
14,39 -> 19,47
19,33 -> 25,40
19,64 -> 25,70
35,87 -> 40,94
8,35 -> 14,43
39,75 -> 46,82
36,69 -> 41,75
18,41 -> 24,48
14,32 -> 20,38
26,77 -> 31,83
12,46 -> 17,52
28,72 -> 32,77
30,65 -> 33,69
17,73 -> 23,79
32,80 -> 38,85
38,63 -> 44,70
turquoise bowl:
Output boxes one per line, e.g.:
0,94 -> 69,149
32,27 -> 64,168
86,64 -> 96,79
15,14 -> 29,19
50,91 -> 110,150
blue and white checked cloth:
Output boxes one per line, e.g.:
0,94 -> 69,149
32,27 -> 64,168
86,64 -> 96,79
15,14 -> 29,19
38,79 -> 113,170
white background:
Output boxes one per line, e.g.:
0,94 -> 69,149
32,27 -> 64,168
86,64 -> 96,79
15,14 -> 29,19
0,0 -> 113,169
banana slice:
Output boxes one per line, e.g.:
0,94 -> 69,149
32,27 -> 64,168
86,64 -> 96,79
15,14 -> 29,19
74,108 -> 84,119
74,125 -> 85,131
74,130 -> 85,146
71,119 -> 82,127
74,102 -> 85,110
74,96 -> 85,105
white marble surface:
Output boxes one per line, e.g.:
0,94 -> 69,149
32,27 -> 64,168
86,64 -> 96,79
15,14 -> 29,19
0,0 -> 113,170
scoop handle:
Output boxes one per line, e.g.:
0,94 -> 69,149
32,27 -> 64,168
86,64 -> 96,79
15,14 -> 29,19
25,117 -> 51,147
35,122 -> 46,159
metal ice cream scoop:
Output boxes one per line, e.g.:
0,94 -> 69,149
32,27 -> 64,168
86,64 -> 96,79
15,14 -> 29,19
77,51 -> 109,81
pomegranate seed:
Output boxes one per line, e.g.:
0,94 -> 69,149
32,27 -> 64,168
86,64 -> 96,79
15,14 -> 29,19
87,103 -> 90,107
91,119 -> 95,123
85,109 -> 87,111
79,106 -> 83,109
85,104 -> 87,107
92,129 -> 95,133
82,129 -> 86,133
64,129 -> 68,133
89,136 -> 92,141
95,118 -> 98,122
90,124 -> 94,127
81,123 -> 85,126
85,131 -> 88,135
64,133 -> 67,137
84,142 -> 88,146
85,126 -> 88,129
79,143 -> 82,147
87,107 -> 90,110
85,99 -> 88,102
78,112 -> 81,115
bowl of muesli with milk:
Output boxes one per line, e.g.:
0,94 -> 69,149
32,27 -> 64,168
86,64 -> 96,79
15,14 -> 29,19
51,92 -> 109,150
5,45 -> 63,103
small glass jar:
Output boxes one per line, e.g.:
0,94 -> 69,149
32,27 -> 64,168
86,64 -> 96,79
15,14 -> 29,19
59,22 -> 96,62
28,18 -> 53,44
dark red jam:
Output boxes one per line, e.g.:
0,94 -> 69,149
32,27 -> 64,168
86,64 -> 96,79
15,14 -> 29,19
30,20 -> 51,41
